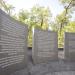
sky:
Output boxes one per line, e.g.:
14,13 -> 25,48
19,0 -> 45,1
5,0 -> 64,18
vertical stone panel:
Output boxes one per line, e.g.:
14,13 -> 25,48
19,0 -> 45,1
32,29 -> 58,64
0,9 -> 28,75
64,32 -> 75,61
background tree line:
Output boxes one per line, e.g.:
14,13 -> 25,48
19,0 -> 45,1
0,0 -> 75,48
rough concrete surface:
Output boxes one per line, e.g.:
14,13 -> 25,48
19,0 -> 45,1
11,50 -> 75,75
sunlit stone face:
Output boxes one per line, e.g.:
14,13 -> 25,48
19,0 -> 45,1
32,29 -> 58,64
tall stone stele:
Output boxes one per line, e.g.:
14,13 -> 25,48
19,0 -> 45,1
64,32 -> 75,61
32,28 -> 58,64
0,9 -> 28,75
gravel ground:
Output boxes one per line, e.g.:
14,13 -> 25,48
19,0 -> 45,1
11,50 -> 75,75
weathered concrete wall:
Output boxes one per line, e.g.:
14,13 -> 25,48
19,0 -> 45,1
32,29 -> 58,64
0,9 -> 28,75
64,32 -> 75,61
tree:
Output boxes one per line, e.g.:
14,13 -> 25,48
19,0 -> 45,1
0,0 -> 15,15
59,0 -> 75,31
59,0 -> 75,7
65,21 -> 75,32
51,10 -> 71,48
30,5 -> 52,30
51,0 -> 75,48
18,9 -> 29,23
18,5 -> 52,47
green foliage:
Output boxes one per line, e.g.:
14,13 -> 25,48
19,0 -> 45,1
0,0 -> 14,15
59,0 -> 73,3
59,0 -> 75,12
17,6 -> 52,47
53,0 -> 75,48
18,9 -> 29,23
59,0 -> 75,6
65,21 -> 75,32
30,6 -> 51,29
1,0 -> 75,48
51,4 -> 75,48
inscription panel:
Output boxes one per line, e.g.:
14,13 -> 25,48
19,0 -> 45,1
32,29 -> 58,64
0,9 -> 28,75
